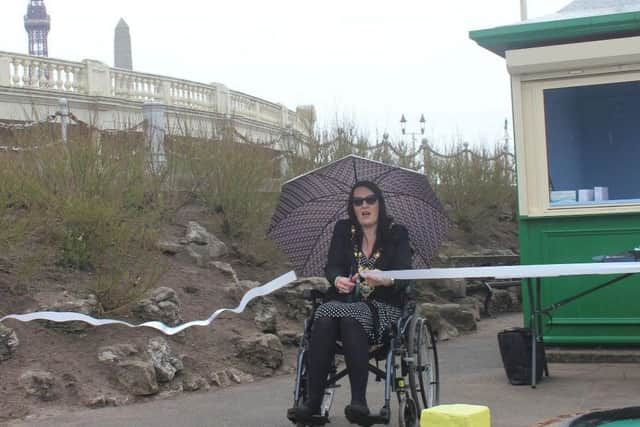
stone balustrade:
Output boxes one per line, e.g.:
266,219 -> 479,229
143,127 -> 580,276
0,52 -> 82,93
0,51 -> 310,135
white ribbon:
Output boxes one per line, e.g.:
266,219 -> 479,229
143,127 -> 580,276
0,271 -> 297,336
9,263 -> 635,336
381,262 -> 640,281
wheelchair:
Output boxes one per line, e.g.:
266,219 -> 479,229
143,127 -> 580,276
288,285 -> 439,427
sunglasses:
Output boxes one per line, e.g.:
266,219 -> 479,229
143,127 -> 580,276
352,195 -> 379,207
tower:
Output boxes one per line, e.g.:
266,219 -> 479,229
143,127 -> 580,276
24,0 -> 51,57
114,18 -> 133,70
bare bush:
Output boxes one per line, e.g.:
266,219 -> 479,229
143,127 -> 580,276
165,135 -> 279,239
425,142 -> 516,244
0,116 -> 516,309
0,126 -> 167,309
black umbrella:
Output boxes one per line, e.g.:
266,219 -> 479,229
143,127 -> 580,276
268,154 -> 450,277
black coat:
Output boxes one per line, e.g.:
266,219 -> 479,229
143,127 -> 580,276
324,219 -> 413,307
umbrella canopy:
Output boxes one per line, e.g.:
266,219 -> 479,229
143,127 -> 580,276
268,154 -> 451,277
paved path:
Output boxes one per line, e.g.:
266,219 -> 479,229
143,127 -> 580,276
7,313 -> 640,427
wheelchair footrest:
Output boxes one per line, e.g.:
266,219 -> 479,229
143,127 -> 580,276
357,413 -> 390,426
286,410 -> 330,425
309,415 -> 330,425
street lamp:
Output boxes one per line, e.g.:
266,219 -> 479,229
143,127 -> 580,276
399,114 -> 427,170
400,114 -> 425,136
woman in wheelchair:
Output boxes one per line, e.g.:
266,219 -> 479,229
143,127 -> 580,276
287,181 -> 414,425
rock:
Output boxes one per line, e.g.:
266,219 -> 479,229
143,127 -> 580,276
239,280 -> 260,290
146,337 -> 183,383
437,304 -> 477,332
223,280 -> 260,301
0,324 -> 19,361
209,261 -> 239,283
133,287 -> 183,326
291,277 -> 330,291
115,360 -> 159,396
207,239 -> 228,259
85,394 -> 121,408
278,329 -> 303,346
208,370 -> 232,388
438,319 -> 461,341
236,333 -> 284,374
182,372 -> 209,392
158,386 -> 183,399
414,287 -> 444,304
185,222 -> 228,260
418,303 -> 444,337
225,367 -> 254,384
186,222 -> 212,245
279,291 -> 312,321
489,289 -> 521,314
254,300 -> 278,333
98,344 -> 140,363
430,278 -> 467,299
43,294 -> 101,333
274,277 -> 330,321
206,367 -> 253,387
456,297 -> 483,321
418,303 -> 474,339
157,240 -> 184,255
98,344 -> 160,396
186,245 -> 206,267
20,370 -> 57,401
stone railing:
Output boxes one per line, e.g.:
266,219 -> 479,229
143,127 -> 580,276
110,67 -> 218,112
0,53 -> 83,93
0,51 -> 306,132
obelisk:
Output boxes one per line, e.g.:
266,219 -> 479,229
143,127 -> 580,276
114,18 -> 132,70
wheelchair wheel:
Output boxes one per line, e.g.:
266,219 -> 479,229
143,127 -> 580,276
398,391 -> 419,427
291,348 -> 309,427
290,346 -> 333,426
407,316 -> 439,410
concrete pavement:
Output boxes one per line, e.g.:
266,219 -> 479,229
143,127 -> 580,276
6,313 -> 640,427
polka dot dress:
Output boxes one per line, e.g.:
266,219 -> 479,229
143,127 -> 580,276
315,253 -> 401,345
314,299 -> 401,345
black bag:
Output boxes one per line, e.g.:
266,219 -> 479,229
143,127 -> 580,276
497,327 -> 547,385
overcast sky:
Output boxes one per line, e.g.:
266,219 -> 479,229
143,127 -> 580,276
2,0 -> 571,148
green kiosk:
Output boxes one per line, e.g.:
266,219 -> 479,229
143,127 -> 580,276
470,1 -> 640,345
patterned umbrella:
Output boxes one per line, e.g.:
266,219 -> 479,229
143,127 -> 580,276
268,154 -> 451,277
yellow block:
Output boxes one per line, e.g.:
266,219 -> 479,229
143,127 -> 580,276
420,404 -> 491,427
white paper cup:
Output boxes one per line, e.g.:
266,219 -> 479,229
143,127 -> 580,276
594,186 -> 609,201
578,189 -> 594,202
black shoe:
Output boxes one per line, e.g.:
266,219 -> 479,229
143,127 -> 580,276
345,403 -> 370,425
287,404 -> 315,423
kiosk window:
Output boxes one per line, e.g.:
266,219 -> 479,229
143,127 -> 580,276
545,81 -> 640,206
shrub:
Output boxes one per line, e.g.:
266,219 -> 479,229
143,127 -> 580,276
166,135 -> 278,239
425,143 -> 516,244
0,126 -> 167,309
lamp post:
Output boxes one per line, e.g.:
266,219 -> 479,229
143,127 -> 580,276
520,0 -> 528,21
399,113 -> 427,171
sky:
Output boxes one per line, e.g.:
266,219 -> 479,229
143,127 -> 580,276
1,0 -> 572,149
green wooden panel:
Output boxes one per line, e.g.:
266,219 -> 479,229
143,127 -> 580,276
519,213 -> 640,344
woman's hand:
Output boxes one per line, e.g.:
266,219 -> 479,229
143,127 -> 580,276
360,269 -> 394,287
334,276 -> 356,294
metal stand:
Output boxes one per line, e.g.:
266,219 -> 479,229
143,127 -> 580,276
527,273 -> 632,388
526,278 -> 539,388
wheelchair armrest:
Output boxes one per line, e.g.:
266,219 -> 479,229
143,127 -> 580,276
401,284 -> 417,316
404,284 -> 417,299
302,288 -> 326,303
